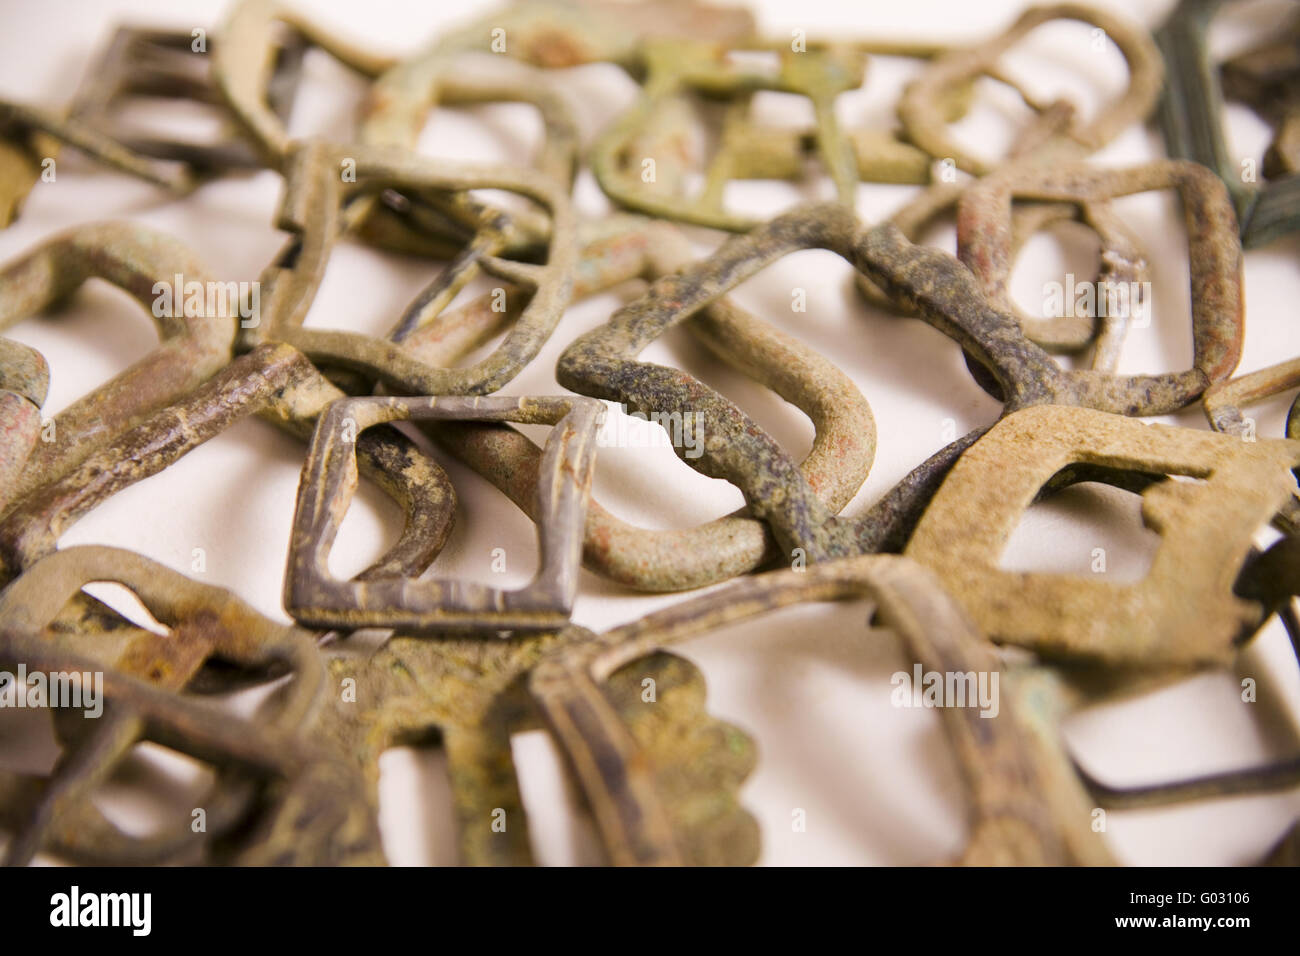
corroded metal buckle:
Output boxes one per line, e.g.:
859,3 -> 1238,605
214,0 -> 398,167
1011,647 -> 1300,865
593,39 -> 867,231
0,339 -> 47,513
0,223 -> 235,504
528,554 -> 1107,865
0,102 -> 194,227
591,35 -> 965,232
1157,0 -> 1300,247
557,194 -> 1243,565
900,2 -> 1163,176
1202,357 -> 1300,534
283,621 -> 752,865
906,404 -> 1300,667
285,395 -> 602,632
955,158 -> 1242,393
0,344 -> 452,591
857,3 -> 1165,359
423,215 -> 876,591
71,24 -> 306,174
245,140 -> 577,396
0,545 -> 380,866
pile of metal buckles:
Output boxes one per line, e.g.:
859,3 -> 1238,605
0,0 -> 1297,866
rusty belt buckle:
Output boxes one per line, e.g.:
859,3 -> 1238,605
557,192 -> 1242,565
0,339 -> 47,513
859,4 -> 1164,361
900,3 -> 1163,176
288,618 -> 752,865
246,140 -> 577,397
214,0 -> 397,167
1203,357 -> 1300,534
955,158 -> 1242,397
0,344 -> 451,592
0,223 -> 236,502
0,101 -> 194,228
592,38 -> 869,231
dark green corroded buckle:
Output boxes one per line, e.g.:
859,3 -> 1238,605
1156,0 -> 1300,247
527,555 -> 1107,865
591,37 -> 898,232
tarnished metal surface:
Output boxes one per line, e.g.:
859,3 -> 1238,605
426,215 -> 877,591
286,395 -> 603,632
529,554 -> 1110,865
244,141 -> 578,396
0,339 -> 46,514
0,545 -> 380,865
301,626 -> 756,865
906,404 -> 1300,667
900,3 -> 1163,176
0,344 -> 453,587
0,223 -> 236,501
70,25 -> 306,175
0,101 -> 194,227
0,0 -> 1296,869
557,191 -> 1242,563
1157,0 -> 1300,247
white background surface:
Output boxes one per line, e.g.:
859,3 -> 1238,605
1,0 -> 1299,865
